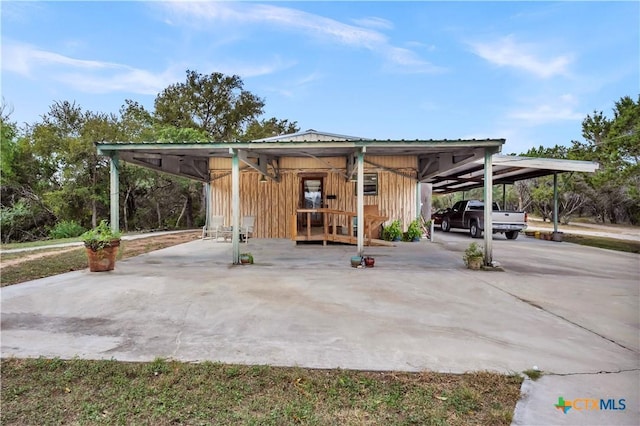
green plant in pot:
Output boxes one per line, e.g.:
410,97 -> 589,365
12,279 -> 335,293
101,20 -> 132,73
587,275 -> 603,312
382,219 -> 402,241
239,252 -> 254,264
81,220 -> 122,272
403,219 -> 422,242
463,242 -> 484,270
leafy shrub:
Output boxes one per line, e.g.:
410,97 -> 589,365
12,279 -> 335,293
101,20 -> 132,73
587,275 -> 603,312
382,220 -> 402,241
403,219 -> 422,241
81,220 -> 121,251
463,242 -> 484,267
49,220 -> 85,239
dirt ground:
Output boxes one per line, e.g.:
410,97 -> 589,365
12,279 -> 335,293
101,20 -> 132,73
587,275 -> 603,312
0,231 -> 202,270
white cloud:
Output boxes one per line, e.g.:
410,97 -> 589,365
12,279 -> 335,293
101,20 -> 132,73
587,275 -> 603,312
1,1 -> 45,23
508,95 -> 583,125
352,16 -> 394,30
509,104 -> 583,124
2,41 -> 179,95
204,57 -> 297,79
296,72 -> 323,86
56,69 -> 179,95
2,42 -> 118,76
158,2 -> 441,74
469,35 -> 572,78
2,40 -> 293,95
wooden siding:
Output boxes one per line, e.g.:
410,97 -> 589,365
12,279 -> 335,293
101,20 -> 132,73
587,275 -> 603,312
209,155 -> 419,238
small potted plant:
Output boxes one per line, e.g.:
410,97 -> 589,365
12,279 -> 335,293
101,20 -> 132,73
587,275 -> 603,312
382,219 -> 402,241
81,220 -> 122,272
403,219 -> 422,242
463,242 -> 484,270
239,252 -> 254,264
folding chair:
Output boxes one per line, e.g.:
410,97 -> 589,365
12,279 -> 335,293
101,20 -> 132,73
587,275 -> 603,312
202,216 -> 227,240
241,216 -> 255,243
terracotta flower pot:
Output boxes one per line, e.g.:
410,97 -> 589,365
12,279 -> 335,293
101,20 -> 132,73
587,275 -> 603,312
85,240 -> 120,272
466,257 -> 483,270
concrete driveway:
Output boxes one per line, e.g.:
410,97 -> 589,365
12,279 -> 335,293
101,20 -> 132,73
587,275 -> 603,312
1,233 -> 638,424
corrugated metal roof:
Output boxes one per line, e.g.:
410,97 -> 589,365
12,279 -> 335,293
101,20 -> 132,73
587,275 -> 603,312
424,155 -> 599,194
252,129 -> 365,142
94,134 -> 598,192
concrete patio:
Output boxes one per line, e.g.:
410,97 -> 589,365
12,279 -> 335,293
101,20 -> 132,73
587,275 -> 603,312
1,233 -> 638,424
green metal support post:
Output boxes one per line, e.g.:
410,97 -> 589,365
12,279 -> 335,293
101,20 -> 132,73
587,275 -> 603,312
553,172 -> 559,235
356,148 -> 365,256
109,153 -> 120,233
483,149 -> 493,266
231,149 -> 240,264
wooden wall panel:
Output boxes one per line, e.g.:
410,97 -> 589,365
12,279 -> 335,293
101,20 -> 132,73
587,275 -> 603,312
280,157 -> 347,170
366,155 -> 417,168
209,165 -> 418,238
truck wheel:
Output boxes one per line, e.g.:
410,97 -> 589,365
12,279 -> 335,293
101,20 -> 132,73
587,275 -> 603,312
441,218 -> 451,232
505,230 -> 519,240
470,222 -> 482,238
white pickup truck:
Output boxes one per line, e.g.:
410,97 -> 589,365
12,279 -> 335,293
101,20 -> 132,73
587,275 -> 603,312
440,200 -> 527,239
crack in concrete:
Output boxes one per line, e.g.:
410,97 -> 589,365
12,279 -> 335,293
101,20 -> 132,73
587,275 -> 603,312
545,368 -> 640,377
480,280 -> 639,355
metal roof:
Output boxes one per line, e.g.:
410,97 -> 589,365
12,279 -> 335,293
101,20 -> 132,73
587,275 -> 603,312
252,128 -> 365,142
96,137 -> 505,182
424,155 -> 599,194
95,131 -> 598,189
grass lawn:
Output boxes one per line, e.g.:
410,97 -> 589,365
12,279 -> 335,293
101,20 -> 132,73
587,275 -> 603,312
1,358 -> 522,425
0,232 -> 201,287
562,234 -> 640,254
0,236 -> 82,250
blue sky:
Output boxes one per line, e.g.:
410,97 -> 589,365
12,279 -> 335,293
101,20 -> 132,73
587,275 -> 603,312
2,1 -> 638,154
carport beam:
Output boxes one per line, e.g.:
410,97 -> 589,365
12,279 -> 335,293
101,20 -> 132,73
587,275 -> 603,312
483,149 -> 493,266
109,153 -> 120,233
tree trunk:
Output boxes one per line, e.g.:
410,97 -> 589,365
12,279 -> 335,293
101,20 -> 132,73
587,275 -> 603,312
175,197 -> 187,228
123,188 -> 131,232
156,200 -> 162,229
185,193 -> 194,228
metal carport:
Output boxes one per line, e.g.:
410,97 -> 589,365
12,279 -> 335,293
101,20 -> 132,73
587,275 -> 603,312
421,155 -> 599,240
96,136 -> 598,266
97,135 -> 506,264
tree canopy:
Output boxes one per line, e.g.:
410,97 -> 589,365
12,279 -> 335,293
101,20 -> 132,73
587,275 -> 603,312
0,70 -> 294,242
154,70 -> 265,141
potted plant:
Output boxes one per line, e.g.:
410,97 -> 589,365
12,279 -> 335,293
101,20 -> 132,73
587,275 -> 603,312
403,219 -> 422,242
382,219 -> 402,242
239,252 -> 254,264
463,242 -> 484,270
81,220 -> 122,272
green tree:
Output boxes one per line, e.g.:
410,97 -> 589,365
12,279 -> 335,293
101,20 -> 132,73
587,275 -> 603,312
1,104 -> 57,242
571,95 -> 640,223
31,101 -> 122,228
154,70 -> 265,140
241,117 -> 299,141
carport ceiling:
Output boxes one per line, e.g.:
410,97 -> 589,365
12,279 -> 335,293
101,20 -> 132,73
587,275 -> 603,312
96,138 -> 505,183
424,155 -> 600,194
